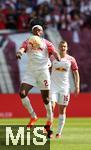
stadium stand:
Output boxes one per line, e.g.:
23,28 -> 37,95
0,0 -> 91,92
60,29 -> 91,92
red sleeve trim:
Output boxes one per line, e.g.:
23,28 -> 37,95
71,57 -> 78,71
20,39 -> 28,51
45,39 -> 55,53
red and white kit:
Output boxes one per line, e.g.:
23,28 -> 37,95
50,54 -> 78,105
20,37 -> 55,90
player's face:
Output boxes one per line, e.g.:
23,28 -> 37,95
59,42 -> 68,53
32,28 -> 43,36
37,29 -> 43,36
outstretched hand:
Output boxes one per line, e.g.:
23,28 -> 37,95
16,52 -> 22,59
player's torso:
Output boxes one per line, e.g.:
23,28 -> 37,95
27,38 -> 49,70
51,55 -> 72,93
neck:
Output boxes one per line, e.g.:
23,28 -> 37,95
60,52 -> 67,58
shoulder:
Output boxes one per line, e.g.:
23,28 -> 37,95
43,38 -> 55,52
20,38 -> 29,50
66,54 -> 76,62
67,55 -> 78,70
43,38 -> 53,46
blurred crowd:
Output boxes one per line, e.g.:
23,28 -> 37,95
0,0 -> 91,93
0,0 -> 91,32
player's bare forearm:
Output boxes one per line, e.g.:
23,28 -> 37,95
16,48 -> 25,59
73,70 -> 80,95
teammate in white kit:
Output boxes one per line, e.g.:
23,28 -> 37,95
16,24 -> 60,136
50,40 -> 80,138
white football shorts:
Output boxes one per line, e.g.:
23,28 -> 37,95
50,92 -> 70,106
21,69 -> 50,90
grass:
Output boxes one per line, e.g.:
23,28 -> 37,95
0,118 -> 91,150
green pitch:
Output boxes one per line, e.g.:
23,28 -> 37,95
0,118 -> 91,150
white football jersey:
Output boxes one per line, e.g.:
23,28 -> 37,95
21,37 -> 54,71
50,54 -> 78,94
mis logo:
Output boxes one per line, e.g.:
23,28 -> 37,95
0,125 -> 50,150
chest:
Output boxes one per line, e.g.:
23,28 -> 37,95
53,58 -> 71,71
27,39 -> 47,52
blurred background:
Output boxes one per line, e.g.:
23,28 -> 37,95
0,0 -> 91,118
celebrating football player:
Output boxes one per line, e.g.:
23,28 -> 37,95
50,40 -> 80,138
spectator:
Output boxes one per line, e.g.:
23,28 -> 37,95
0,13 -> 6,29
17,8 -> 30,32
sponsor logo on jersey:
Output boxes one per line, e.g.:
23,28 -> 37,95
55,67 -> 67,72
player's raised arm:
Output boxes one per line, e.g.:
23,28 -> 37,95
16,40 -> 28,59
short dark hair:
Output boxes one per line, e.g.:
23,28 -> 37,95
30,17 -> 45,30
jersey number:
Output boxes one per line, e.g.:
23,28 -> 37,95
64,95 -> 68,101
44,80 -> 48,87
